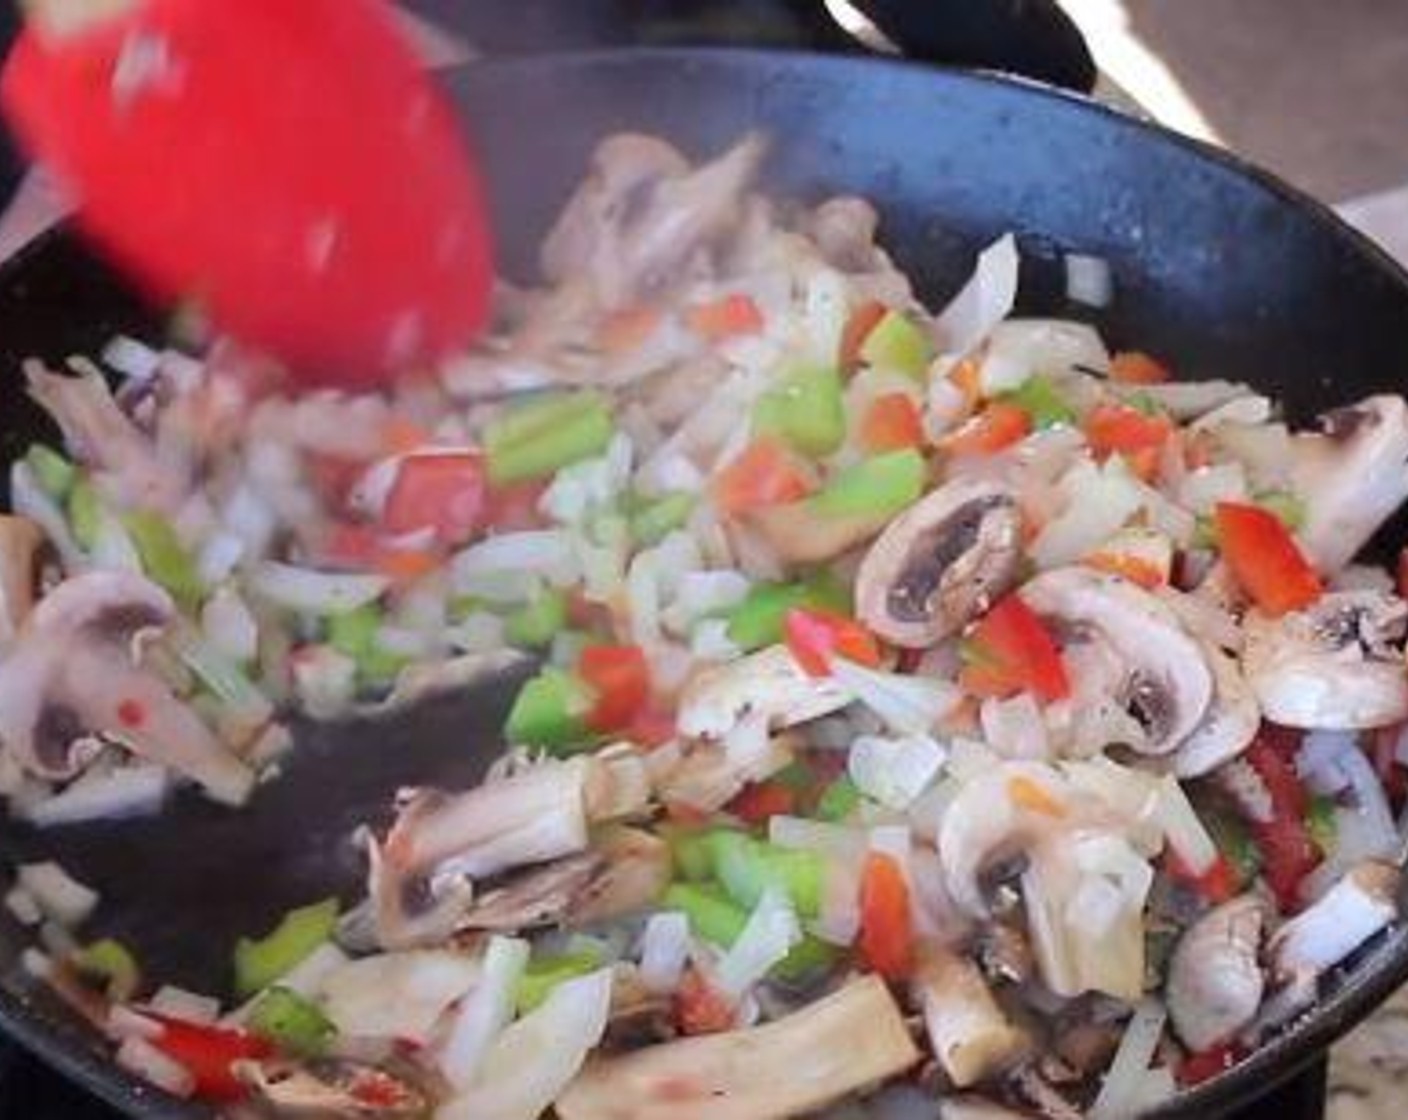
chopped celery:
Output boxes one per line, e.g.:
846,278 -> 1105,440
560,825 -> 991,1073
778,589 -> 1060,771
515,949 -> 602,1014
248,986 -> 334,1057
1306,794 -> 1338,855
233,898 -> 339,998
68,477 -> 100,552
124,510 -> 203,606
725,571 -> 850,652
74,939 -> 140,1001
816,776 -> 862,822
629,491 -> 695,548
327,605 -> 405,683
858,310 -> 931,379
504,589 -> 568,649
807,449 -> 925,519
1003,375 -> 1076,429
1257,490 -> 1307,532
709,832 -> 824,917
485,391 -> 612,485
662,883 -> 836,982
753,366 -> 845,458
25,445 -> 75,500
504,668 -> 594,750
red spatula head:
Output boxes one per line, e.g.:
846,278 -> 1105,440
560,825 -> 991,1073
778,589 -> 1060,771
1,0 -> 494,388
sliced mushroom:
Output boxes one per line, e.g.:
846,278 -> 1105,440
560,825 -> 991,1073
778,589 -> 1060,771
1241,591 -> 1408,729
555,975 -> 920,1120
856,478 -> 1022,648
1291,394 -> 1408,573
1270,862 -> 1399,990
1021,568 -> 1213,755
914,946 -> 1029,1088
0,515 -> 43,646
236,1057 -> 426,1118
676,644 -> 851,741
1165,894 -> 1268,1052
1171,643 -> 1261,778
0,571 -> 253,803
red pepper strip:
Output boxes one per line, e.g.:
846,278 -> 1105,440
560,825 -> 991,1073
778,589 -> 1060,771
1178,1040 -> 1244,1086
1109,350 -> 1171,385
712,438 -> 814,517
941,401 -> 1030,457
784,608 -> 883,677
686,293 -> 764,340
578,644 -> 651,734
859,393 -> 926,453
858,852 -> 913,980
149,1015 -> 271,1102
382,452 -> 486,545
1084,402 -> 1173,460
1165,850 -> 1239,904
838,300 -> 887,370
1215,502 -> 1323,617
675,967 -> 735,1036
1244,726 -> 1320,911
726,780 -> 798,825
959,594 -> 1070,703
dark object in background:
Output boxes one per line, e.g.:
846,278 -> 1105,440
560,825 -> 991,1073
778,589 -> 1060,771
401,0 -> 1097,90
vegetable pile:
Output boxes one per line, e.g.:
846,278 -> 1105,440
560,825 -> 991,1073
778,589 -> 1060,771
5,132 -> 1408,1120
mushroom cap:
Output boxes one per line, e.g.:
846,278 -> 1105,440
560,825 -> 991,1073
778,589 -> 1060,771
1172,642 -> 1261,778
1242,591 -> 1408,730
1166,894 -> 1268,1052
1021,568 -> 1213,756
856,477 -> 1022,649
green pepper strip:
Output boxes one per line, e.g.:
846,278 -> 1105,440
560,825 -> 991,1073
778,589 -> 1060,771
815,776 -> 862,823
25,445 -> 75,500
1001,374 -> 1076,429
752,366 -> 846,458
515,949 -> 602,1014
74,939 -> 140,1002
725,571 -> 850,652
504,667 -> 595,751
233,898 -> 340,999
327,605 -> 407,683
485,391 -> 613,485
504,589 -> 569,650
247,986 -> 335,1058
708,831 -> 825,918
628,491 -> 696,548
124,510 -> 204,606
857,310 -> 932,380
661,883 -> 837,982
806,449 -> 925,519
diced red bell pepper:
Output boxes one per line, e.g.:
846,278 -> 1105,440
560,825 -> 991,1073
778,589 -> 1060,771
382,452 -> 486,545
941,401 -> 1030,457
687,293 -> 765,340
149,1015 -> 271,1102
1214,502 -> 1322,617
1244,725 -> 1320,910
726,780 -> 798,825
578,644 -> 651,734
959,594 -> 1070,704
1165,849 -> 1239,905
305,452 -> 367,510
1084,402 -> 1173,460
838,300 -> 887,370
712,438 -> 815,517
858,852 -> 913,980
1178,1040 -> 1243,1086
625,703 -> 678,750
859,393 -> 926,453
784,608 -> 882,677
1109,350 -> 1171,385
675,967 -> 735,1036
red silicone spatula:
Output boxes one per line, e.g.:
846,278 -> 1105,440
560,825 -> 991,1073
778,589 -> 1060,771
0,0 -> 494,388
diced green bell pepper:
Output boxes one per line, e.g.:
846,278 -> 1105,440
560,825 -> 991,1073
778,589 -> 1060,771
725,570 -> 850,652
857,310 -> 932,380
666,828 -> 717,882
708,831 -> 825,918
504,667 -> 594,751
753,366 -> 845,458
661,883 -> 837,982
515,949 -> 602,1014
327,605 -> 407,683
1002,375 -> 1076,429
124,510 -> 204,606
485,391 -> 613,485
247,986 -> 335,1058
816,776 -> 862,822
74,939 -> 140,1002
25,445 -> 75,500
807,449 -> 925,519
68,477 -> 100,552
233,898 -> 339,999
504,589 -> 568,649
628,491 -> 696,548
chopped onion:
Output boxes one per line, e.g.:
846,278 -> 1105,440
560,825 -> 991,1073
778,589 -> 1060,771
195,530 -> 245,586
1031,458 -> 1143,569
147,985 -> 220,1025
1123,379 -> 1254,421
18,862 -> 98,927
439,936 -> 531,1091
453,530 -> 579,597
1156,777 -> 1218,875
1213,421 -> 1293,490
638,912 -> 691,994
847,734 -> 946,810
101,335 -> 163,382
1065,253 -> 1113,307
1089,999 -> 1169,1120
1332,744 -> 1400,863
23,764 -> 169,827
116,1036 -> 195,1098
979,693 -> 1049,760
436,967 -> 612,1120
1297,729 -> 1358,795
320,950 -> 481,1043
201,586 -> 259,664
828,659 -> 961,736
247,561 -> 388,615
980,319 -> 1111,394
1188,395 -> 1273,432
933,233 -> 1019,359
539,434 -> 634,525
1331,565 -> 1395,594
715,887 -> 801,999
1178,462 -> 1248,514
10,461 -> 86,570
769,816 -> 870,864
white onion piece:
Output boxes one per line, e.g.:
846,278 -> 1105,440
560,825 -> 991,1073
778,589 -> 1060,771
539,434 -> 634,525
196,531 -> 245,586
932,233 -> 1019,359
10,461 -> 86,570
828,659 -> 960,736
23,764 -> 169,827
147,986 -> 221,1025
638,912 -> 691,994
979,694 -> 1049,760
320,950 -> 480,1044
18,862 -> 97,927
102,335 -> 163,382
201,586 -> 259,664
437,968 -> 612,1120
1156,778 -> 1218,875
1065,253 -> 1112,307
1089,1000 -> 1169,1120
980,319 -> 1111,394
440,936 -> 531,1091
1213,422 -> 1293,490
716,887 -> 801,999
453,530 -> 579,597
116,1036 -> 195,1098
1030,458 -> 1143,569
848,734 -> 946,810
247,562 -> 388,615
770,816 -> 870,863
1178,462 -> 1248,514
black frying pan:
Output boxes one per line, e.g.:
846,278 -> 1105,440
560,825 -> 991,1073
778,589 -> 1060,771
0,47 -> 1406,1120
